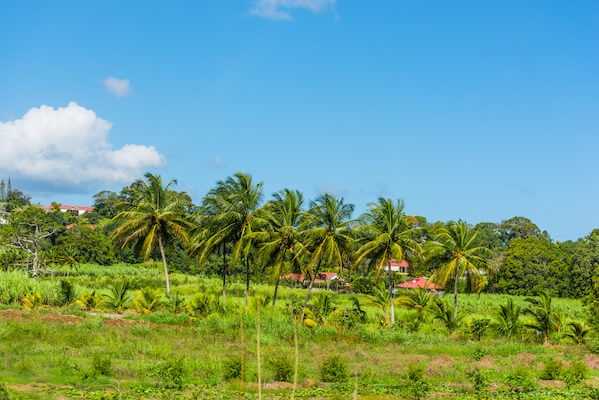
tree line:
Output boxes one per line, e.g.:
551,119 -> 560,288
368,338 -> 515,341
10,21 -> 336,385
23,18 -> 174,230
1,172 -> 598,324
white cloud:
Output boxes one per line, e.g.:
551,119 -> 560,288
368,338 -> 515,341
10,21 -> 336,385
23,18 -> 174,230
249,0 -> 336,20
0,102 -> 165,192
102,77 -> 132,97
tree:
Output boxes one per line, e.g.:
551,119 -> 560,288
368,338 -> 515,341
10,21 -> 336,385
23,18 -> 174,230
493,298 -> 521,340
191,173 -> 265,306
426,221 -> 491,327
111,173 -> 191,294
4,189 -> 31,212
524,290 -> 555,343
1,207 -> 57,276
55,225 -> 115,265
298,194 -> 354,321
492,237 -> 570,296
354,198 -> 421,325
567,229 -> 599,298
562,321 -> 590,345
250,189 -> 306,305
93,190 -> 121,218
499,217 -> 546,245
399,288 -> 433,321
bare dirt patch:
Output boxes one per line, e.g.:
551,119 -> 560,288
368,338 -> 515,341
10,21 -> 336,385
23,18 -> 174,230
0,309 -> 83,324
474,355 -> 498,369
103,318 -> 139,327
585,354 -> 599,370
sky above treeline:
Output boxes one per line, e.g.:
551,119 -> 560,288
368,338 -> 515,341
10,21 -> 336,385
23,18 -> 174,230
0,1 -> 598,241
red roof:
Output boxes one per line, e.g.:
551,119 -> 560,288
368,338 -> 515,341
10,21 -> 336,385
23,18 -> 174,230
390,259 -> 409,267
66,224 -> 96,229
282,272 -> 345,283
397,277 -> 442,290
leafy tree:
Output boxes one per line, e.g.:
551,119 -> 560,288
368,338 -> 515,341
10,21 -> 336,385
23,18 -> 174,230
499,217 -> 546,245
56,225 -> 115,265
493,237 -> 570,296
354,198 -> 421,326
567,229 -> 599,298
3,189 -> 31,212
112,173 -> 191,294
298,194 -> 354,321
1,207 -> 57,276
426,221 -> 491,326
474,222 -> 503,249
92,190 -> 121,219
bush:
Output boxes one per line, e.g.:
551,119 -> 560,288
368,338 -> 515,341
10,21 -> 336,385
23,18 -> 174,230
152,358 -> 187,389
406,363 -> 430,400
58,279 -> 76,306
0,383 -> 9,400
91,353 -> 112,376
268,353 -> 293,382
506,365 -> 536,392
467,368 -> 490,396
539,358 -> 563,380
471,347 -> 488,361
564,359 -> 587,386
469,318 -> 491,341
223,357 -> 242,380
320,355 -> 349,382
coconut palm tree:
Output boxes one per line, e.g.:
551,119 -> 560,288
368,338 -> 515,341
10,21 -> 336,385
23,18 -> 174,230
297,194 -> 354,321
250,189 -> 306,305
354,198 -> 421,326
399,288 -> 433,321
524,290 -> 555,343
111,173 -> 191,294
493,298 -> 521,340
426,221 -> 491,327
562,321 -> 590,345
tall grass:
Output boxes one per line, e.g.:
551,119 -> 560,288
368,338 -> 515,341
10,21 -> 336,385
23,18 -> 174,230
0,270 -> 58,305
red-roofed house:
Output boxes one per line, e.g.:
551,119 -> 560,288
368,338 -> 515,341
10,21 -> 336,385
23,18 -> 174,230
282,272 -> 345,289
396,277 -> 443,294
386,259 -> 409,274
66,224 -> 96,229
39,205 -> 94,216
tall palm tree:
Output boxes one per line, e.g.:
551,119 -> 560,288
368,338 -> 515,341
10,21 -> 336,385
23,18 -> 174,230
399,288 -> 433,321
426,221 -> 491,327
298,194 -> 354,321
250,189 -> 306,305
354,198 -> 421,326
111,173 -> 191,294
563,321 -> 590,345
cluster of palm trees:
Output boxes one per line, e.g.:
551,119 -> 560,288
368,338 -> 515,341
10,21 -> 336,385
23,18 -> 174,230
110,172 -> 494,325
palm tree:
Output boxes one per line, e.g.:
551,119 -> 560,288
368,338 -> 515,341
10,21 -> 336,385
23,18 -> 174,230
354,198 -> 421,326
399,288 -> 433,321
524,290 -> 555,343
562,321 -> 590,345
493,298 -> 521,340
426,221 -> 491,327
111,173 -> 191,294
298,194 -> 354,321
192,173 -> 265,306
250,189 -> 305,305
431,298 -> 462,333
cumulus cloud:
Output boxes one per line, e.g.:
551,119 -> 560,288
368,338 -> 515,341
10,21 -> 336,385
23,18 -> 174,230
0,102 -> 165,193
102,77 -> 133,97
249,0 -> 336,20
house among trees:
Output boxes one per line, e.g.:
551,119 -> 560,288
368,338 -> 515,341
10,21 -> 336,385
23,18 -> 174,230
386,259 -> 409,274
38,204 -> 93,216
396,277 -> 443,294
282,272 -> 345,289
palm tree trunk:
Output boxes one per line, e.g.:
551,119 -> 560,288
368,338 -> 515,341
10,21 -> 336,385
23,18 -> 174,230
453,274 -> 459,328
245,256 -> 250,307
300,260 -> 321,322
222,241 -> 227,304
158,235 -> 171,295
388,261 -> 395,326
272,271 -> 281,306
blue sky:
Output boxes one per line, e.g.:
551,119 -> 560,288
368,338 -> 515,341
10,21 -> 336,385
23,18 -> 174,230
0,1 -> 598,240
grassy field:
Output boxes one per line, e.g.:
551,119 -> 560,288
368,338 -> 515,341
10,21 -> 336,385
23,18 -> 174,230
1,265 -> 598,399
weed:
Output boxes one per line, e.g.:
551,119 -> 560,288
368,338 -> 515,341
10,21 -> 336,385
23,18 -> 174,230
320,355 -> 349,382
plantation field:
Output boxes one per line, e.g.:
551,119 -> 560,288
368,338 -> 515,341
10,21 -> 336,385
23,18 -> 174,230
1,265 -> 598,400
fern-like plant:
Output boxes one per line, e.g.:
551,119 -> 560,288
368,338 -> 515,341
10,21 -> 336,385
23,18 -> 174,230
563,321 -> 591,345
76,291 -> 103,311
494,298 -> 521,340
103,279 -> 132,313
187,292 -> 219,318
58,279 -> 76,307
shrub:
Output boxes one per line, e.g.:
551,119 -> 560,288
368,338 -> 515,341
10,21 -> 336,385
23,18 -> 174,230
23,293 -> 45,311
539,358 -> 563,380
471,347 -> 488,361
134,288 -> 162,314
0,383 -> 9,400
267,353 -> 293,382
187,292 -> 219,318
58,279 -> 76,306
506,365 -> 536,393
223,357 -> 242,380
564,359 -> 587,386
167,292 -> 185,314
406,363 -> 430,400
103,279 -> 132,313
152,358 -> 187,389
76,291 -> 103,310
469,318 -> 491,341
467,368 -> 490,397
91,353 -> 112,376
320,355 -> 349,382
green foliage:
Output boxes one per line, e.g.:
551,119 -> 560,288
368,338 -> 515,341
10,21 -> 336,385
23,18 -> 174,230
0,270 -> 57,305
166,291 -> 185,314
187,292 -> 220,318
563,321 -> 590,345
0,383 -> 10,400
152,357 -> 187,389
56,226 -> 115,265
23,293 -> 45,310
469,318 -> 491,341
467,368 -> 490,397
102,279 -> 131,313
91,353 -> 112,376
222,357 -> 242,380
563,360 -> 587,386
134,287 -> 162,314
431,298 -> 462,333
76,291 -> 103,310
405,363 -> 430,400
57,279 -> 76,306
267,353 -> 293,382
493,298 -> 521,339
505,365 -> 537,393
320,355 -> 349,382
539,358 -> 563,380
471,347 -> 488,361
